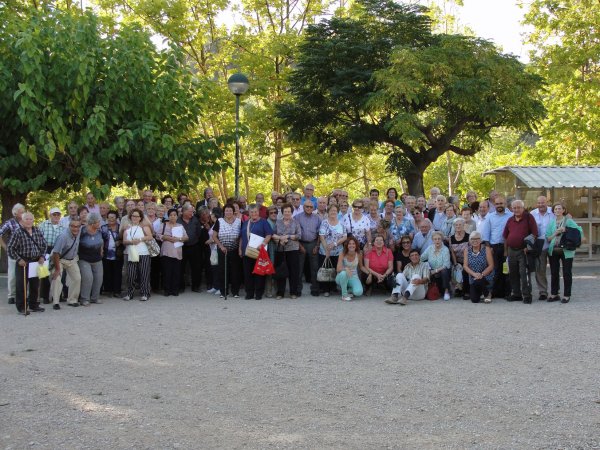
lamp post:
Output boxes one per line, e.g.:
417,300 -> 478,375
227,73 -> 250,199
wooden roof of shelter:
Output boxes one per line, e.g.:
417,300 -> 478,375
483,166 -> 600,189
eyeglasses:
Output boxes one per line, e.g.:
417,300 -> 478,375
269,211 -> 278,215
352,205 -> 363,208
340,204 -> 348,207
471,238 -> 481,241
131,214 -> 141,218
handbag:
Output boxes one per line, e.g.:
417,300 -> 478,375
128,244 -> 139,262
426,282 -> 440,300
317,257 -> 336,282
244,221 -> 263,259
210,247 -> 218,266
253,246 -> 275,276
146,238 -> 160,257
452,263 -> 463,284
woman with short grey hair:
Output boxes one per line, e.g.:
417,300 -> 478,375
78,212 -> 104,306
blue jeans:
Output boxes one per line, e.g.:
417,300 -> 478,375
335,270 -> 363,297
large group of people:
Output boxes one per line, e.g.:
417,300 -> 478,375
0,184 -> 584,314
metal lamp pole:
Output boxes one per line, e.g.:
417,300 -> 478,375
227,73 -> 249,199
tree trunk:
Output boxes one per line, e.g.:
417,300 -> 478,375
446,152 -> 453,196
272,130 -> 283,194
1,190 -> 28,273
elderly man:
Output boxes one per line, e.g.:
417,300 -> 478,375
8,212 -> 47,314
316,196 -> 328,220
300,183 -> 318,208
429,195 -> 447,231
142,189 -> 154,205
255,193 -> 268,218
60,201 -> 80,227
481,195 -> 513,299
99,202 -> 110,225
0,203 -> 25,305
291,193 -> 303,217
503,200 -> 538,303
475,200 -> 490,231
50,217 -> 82,309
530,196 -> 555,300
295,200 -> 322,296
38,207 -> 65,304
412,219 -> 434,254
386,249 -> 430,305
177,204 -> 203,292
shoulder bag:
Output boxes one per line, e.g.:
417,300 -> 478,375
317,257 -> 336,282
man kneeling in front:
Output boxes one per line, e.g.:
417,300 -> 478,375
385,249 -> 430,305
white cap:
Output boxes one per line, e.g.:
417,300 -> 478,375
49,207 -> 62,215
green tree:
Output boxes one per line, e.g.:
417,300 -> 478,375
524,0 -> 600,164
278,0 -> 545,194
0,7 -> 227,219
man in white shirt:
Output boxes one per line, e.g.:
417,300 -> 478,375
530,196 -> 555,301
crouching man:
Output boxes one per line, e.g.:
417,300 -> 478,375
385,249 -> 430,305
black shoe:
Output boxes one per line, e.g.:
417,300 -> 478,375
18,310 -> 30,316
8,298 -> 15,304
547,295 -> 560,302
538,293 -> 548,301
462,295 -> 470,300
255,296 -> 262,300
508,295 -> 523,302
191,288 -> 201,293
311,292 -> 319,297
561,297 -> 570,303
53,304 -> 61,310
113,293 -> 121,298
523,298 -> 532,304
68,302 -> 80,307
245,295 -> 253,300
30,306 -> 45,312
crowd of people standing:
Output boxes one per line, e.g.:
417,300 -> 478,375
0,184 -> 583,314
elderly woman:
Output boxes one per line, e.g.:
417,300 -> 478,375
449,217 -> 470,299
343,199 -> 372,250
442,204 -> 458,239
338,200 -> 349,222
335,237 -> 368,301
240,204 -> 272,300
319,204 -> 347,297
366,200 -> 381,234
123,208 -> 154,301
101,210 -> 124,298
212,204 -> 242,298
390,206 -> 415,250
79,213 -> 104,306
364,234 -> 395,295
421,231 -> 452,300
380,200 -> 395,222
546,202 -> 583,303
145,201 -> 162,292
273,203 -> 302,299
157,208 -> 189,296
463,231 -> 494,303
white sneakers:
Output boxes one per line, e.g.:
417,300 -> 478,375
341,295 -> 352,301
443,292 -> 451,301
207,288 -> 217,294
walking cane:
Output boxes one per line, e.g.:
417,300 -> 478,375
223,250 -> 228,300
23,263 -> 28,317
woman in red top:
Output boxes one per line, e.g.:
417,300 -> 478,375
363,234 -> 395,295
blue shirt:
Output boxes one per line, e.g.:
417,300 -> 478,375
481,210 -> 513,244
240,218 -> 272,252
300,195 -> 318,208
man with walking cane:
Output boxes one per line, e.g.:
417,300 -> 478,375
7,212 -> 47,315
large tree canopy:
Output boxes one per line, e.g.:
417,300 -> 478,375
278,0 -> 545,194
0,6 -> 228,216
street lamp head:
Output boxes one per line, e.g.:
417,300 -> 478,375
227,73 -> 250,95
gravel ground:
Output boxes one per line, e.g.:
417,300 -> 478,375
1,264 -> 599,449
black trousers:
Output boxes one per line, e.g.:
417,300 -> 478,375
275,250 -> 301,296
15,264 -> 40,312
217,248 -> 242,296
180,243 -> 201,291
39,245 -> 53,301
491,244 -> 510,298
243,255 -> 266,298
200,244 -> 214,290
549,251 -> 573,297
162,256 -> 182,295
103,258 -> 124,295
470,278 -> 492,302
150,254 -> 162,291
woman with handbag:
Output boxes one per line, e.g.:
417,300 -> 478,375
272,204 -> 302,299
421,231 -> 452,301
342,200 -> 372,251
212,204 -> 242,299
122,208 -> 154,301
264,206 -> 278,297
318,204 -> 347,297
335,237 -> 368,301
449,218 -> 470,299
157,208 -> 189,297
205,207 -> 221,296
78,213 -> 105,306
239,204 -> 272,300
364,234 -> 395,295
546,203 -> 583,303
101,210 -> 124,298
463,231 -> 494,303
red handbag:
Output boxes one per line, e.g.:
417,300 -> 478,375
426,282 -> 440,301
253,246 -> 275,276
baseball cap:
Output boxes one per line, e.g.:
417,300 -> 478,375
49,207 -> 62,215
